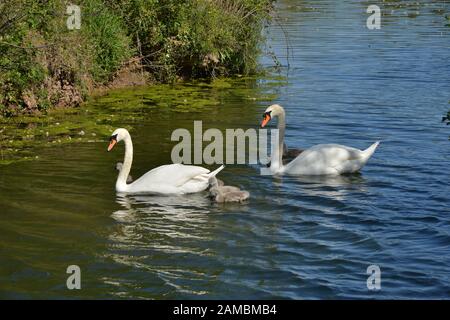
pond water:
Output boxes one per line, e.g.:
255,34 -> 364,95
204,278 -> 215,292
0,0 -> 449,299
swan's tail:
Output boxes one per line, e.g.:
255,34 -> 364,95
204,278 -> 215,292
361,141 -> 381,161
208,165 -> 225,178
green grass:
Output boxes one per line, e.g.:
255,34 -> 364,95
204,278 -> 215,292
0,0 -> 273,116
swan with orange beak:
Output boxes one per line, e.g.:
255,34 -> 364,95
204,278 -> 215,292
107,128 -> 224,194
260,104 -> 380,175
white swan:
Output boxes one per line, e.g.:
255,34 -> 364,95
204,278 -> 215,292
261,104 -> 380,175
116,162 -> 133,183
108,128 -> 224,194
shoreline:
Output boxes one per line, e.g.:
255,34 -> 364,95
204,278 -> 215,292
0,0 -> 274,117
0,74 -> 282,165
0,0 -> 275,164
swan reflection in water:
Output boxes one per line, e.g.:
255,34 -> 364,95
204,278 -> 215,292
291,172 -> 367,186
269,172 -> 368,202
110,192 -> 215,255
112,192 -> 213,238
105,193 -> 216,297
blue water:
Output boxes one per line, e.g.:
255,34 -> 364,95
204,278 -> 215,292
0,0 -> 449,299
257,0 -> 450,298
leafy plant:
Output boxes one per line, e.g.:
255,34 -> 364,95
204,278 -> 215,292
0,0 -> 274,116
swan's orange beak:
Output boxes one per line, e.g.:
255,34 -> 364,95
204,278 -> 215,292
107,139 -> 117,152
261,113 -> 271,127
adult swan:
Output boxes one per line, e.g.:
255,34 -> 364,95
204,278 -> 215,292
107,128 -> 224,194
261,104 -> 380,175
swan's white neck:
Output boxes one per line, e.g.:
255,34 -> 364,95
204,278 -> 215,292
270,109 -> 286,173
116,134 -> 133,192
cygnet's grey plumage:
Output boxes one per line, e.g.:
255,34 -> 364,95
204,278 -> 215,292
213,189 -> 250,203
209,177 -> 250,203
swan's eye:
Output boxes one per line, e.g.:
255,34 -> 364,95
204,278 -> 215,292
109,134 -> 118,142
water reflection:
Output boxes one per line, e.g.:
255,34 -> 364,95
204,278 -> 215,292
105,193 -> 217,298
292,173 -> 368,201
269,172 -> 368,201
111,193 -> 213,240
292,173 -> 367,186
109,192 -> 215,257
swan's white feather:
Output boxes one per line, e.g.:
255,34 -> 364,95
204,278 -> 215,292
124,164 -> 222,194
110,128 -> 225,194
282,143 -> 379,175
263,104 -> 380,176
133,164 -> 209,187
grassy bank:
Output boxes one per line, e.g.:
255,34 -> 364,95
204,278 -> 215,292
0,0 -> 273,116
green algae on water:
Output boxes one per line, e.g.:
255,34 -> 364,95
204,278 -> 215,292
0,76 -> 284,165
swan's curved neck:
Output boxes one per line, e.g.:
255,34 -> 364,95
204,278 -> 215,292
117,134 -> 133,191
270,110 -> 286,172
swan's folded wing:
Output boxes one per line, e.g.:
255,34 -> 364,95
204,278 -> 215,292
131,164 -> 210,188
284,144 -> 363,174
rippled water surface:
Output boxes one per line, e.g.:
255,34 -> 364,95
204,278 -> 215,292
1,0 -> 449,299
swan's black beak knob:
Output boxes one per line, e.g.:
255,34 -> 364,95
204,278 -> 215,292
108,135 -> 118,152
261,112 -> 271,128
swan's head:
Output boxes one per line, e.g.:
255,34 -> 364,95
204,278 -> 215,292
107,128 -> 129,151
261,104 -> 285,127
